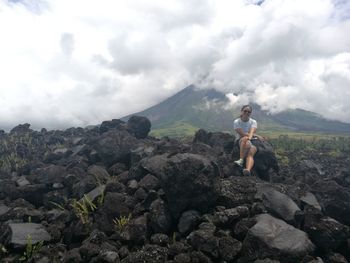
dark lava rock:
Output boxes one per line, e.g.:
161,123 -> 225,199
1,223 -> 51,247
126,115 -> 151,139
141,153 -> 220,219
217,176 -> 258,208
241,214 -> 315,263
311,179 -> 350,225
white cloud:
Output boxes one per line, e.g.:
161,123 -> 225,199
0,0 -> 349,130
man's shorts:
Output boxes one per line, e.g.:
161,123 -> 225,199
236,136 -> 259,150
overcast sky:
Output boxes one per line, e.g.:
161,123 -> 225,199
0,0 -> 349,130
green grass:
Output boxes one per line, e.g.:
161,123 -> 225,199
150,121 -> 200,138
151,120 -> 350,140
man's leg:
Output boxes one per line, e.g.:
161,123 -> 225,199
235,137 -> 251,167
245,146 -> 257,172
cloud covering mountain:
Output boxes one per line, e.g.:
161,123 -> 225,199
0,0 -> 349,130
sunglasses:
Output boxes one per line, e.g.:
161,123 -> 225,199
243,110 -> 252,113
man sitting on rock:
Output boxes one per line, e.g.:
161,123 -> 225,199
233,105 -> 258,176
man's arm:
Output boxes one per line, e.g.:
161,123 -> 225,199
248,127 -> 257,140
235,128 -> 249,138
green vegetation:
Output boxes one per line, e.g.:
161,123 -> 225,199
49,201 -> 66,211
150,121 -> 199,138
113,214 -> 131,232
19,235 -> 43,262
269,134 -> 350,152
70,195 -> 97,224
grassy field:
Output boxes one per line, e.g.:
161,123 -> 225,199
150,122 -> 350,140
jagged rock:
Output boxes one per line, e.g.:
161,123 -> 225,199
259,186 -> 302,225
300,192 -> 322,211
79,230 -> 117,262
304,214 -> 350,251
148,198 -> 172,234
10,123 -> 32,134
126,179 -> 138,195
28,165 -> 67,185
150,233 -> 170,246
99,119 -> 125,134
218,235 -> 242,261
323,252 -> 348,263
168,241 -> 192,257
178,210 -> 201,235
187,222 -> 219,258
1,223 -> 51,247
94,130 -> 140,166
108,162 -> 128,176
190,251 -> 213,263
121,244 -> 168,263
105,181 -> 126,194
311,179 -> 350,225
64,248 -> 82,262
72,174 -> 99,199
87,165 -> 111,184
0,204 -> 10,217
18,183 -> 49,207
138,174 -> 160,191
241,214 -> 315,263
126,115 -> 151,139
16,176 -> 31,187
293,160 -> 325,185
141,153 -> 220,219
134,187 -> 147,201
217,177 -> 258,208
120,215 -> 148,245
193,129 -> 235,153
43,190 -> 68,209
174,253 -> 191,263
334,168 -> 350,188
0,179 -> 20,200
101,192 -> 133,218
234,217 -> 257,241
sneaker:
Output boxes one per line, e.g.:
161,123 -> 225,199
243,169 -> 251,176
234,159 -> 244,167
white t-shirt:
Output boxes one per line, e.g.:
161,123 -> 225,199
233,117 -> 257,138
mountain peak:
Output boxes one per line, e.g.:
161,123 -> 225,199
123,86 -> 350,137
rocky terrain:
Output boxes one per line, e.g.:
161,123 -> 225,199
0,116 -> 349,263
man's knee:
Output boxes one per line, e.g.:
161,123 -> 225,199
249,146 -> 257,155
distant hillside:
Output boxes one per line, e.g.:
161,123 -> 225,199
122,85 -> 350,137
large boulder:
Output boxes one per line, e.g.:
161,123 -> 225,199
217,177 -> 258,208
0,223 -> 51,248
193,129 -> 235,154
141,153 -> 220,219
126,116 -> 151,139
258,186 -> 302,225
94,130 -> 140,166
241,214 -> 315,263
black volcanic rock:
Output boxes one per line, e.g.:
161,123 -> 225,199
241,214 -> 315,262
93,129 -> 140,166
141,153 -> 220,219
126,115 -> 151,139
311,179 -> 350,225
1,118 -> 350,262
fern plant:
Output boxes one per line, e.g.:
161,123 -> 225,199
113,214 -> 131,232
